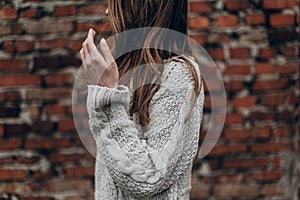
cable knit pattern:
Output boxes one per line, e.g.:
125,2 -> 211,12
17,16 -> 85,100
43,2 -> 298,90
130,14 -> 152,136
87,56 -> 205,199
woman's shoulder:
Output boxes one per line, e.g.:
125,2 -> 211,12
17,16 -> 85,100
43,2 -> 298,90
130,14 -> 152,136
161,55 -> 200,89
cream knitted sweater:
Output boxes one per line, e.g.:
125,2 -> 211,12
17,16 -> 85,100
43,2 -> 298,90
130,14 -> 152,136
87,56 -> 204,200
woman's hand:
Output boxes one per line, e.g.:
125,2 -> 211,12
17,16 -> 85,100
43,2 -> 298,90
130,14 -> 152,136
79,28 -> 119,89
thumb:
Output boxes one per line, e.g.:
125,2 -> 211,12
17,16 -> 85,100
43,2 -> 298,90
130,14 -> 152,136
100,38 -> 115,67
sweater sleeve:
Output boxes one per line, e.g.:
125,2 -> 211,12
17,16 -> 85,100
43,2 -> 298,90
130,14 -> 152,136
87,61 -> 204,197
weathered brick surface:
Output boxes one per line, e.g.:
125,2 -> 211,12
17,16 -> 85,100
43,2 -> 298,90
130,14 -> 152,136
0,0 -> 298,199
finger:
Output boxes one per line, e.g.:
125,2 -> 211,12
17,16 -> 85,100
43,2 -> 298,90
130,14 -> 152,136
100,38 -> 116,67
81,37 -> 88,58
82,41 -> 89,61
86,28 -> 99,56
79,49 -> 84,60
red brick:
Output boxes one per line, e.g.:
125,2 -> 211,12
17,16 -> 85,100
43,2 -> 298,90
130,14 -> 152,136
0,169 -> 27,180
66,166 -> 94,178
224,127 -> 270,140
217,15 -> 238,27
250,143 -> 293,152
259,47 -> 276,60
0,125 -> 3,137
27,88 -> 71,101
0,23 -> 21,35
3,40 -> 15,53
68,38 -> 86,51
224,158 -> 268,168
281,44 -> 298,57
252,78 -> 289,91
225,113 -> 244,125
249,127 -> 271,139
25,138 -> 73,149
47,179 -> 92,192
209,144 -> 247,155
50,152 -> 83,163
189,16 -> 210,30
224,129 -> 248,140
225,0 -> 253,10
33,56 -> 81,69
0,107 -> 20,118
79,3 -> 107,15
58,119 -> 76,132
262,93 -> 286,106
45,73 -> 74,86
255,63 -> 276,74
31,122 -> 55,134
0,59 -> 28,72
32,170 -> 52,180
0,24 -> 11,35
0,75 -> 41,86
214,184 -> 259,197
253,171 -> 282,182
16,156 -> 40,165
0,6 -> 17,19
20,7 -> 40,18
0,183 -> 32,194
233,96 -> 257,108
77,20 -> 112,33
29,105 -> 40,119
273,126 -> 294,138
246,13 -> 266,25
207,48 -> 225,61
216,174 -> 245,184
37,38 -> 68,50
252,111 -> 293,121
5,124 -> 30,136
223,64 -> 251,75
20,196 -> 52,200
0,138 -> 22,150
0,91 -> 22,102
261,184 -> 285,195
54,5 -> 77,17
230,47 -> 251,59
207,33 -> 230,44
279,63 -> 298,75
263,0 -> 297,9
269,29 -> 297,43
270,14 -> 295,27
16,40 -> 35,53
23,0 -> 45,2
190,187 -> 210,199
45,104 -> 66,116
287,93 -> 297,104
189,2 -> 213,13
225,81 -> 244,91
272,157 -> 283,167
191,35 -> 205,45
25,21 -> 73,34
249,112 -> 274,121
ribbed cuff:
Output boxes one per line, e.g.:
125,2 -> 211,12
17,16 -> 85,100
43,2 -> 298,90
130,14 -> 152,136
87,85 -> 130,109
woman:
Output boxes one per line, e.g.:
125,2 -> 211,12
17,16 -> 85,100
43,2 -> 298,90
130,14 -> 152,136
79,0 -> 205,199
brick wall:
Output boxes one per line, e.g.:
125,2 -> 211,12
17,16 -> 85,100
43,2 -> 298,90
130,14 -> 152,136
0,0 -> 299,199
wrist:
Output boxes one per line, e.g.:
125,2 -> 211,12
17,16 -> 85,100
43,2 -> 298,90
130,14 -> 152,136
98,81 -> 118,89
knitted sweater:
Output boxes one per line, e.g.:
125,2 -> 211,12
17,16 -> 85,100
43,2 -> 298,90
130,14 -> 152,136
86,56 -> 205,200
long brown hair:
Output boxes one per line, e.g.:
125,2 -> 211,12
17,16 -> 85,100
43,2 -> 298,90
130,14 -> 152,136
107,0 -> 201,127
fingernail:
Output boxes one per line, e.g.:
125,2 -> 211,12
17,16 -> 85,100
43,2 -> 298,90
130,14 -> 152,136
101,38 -> 106,45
